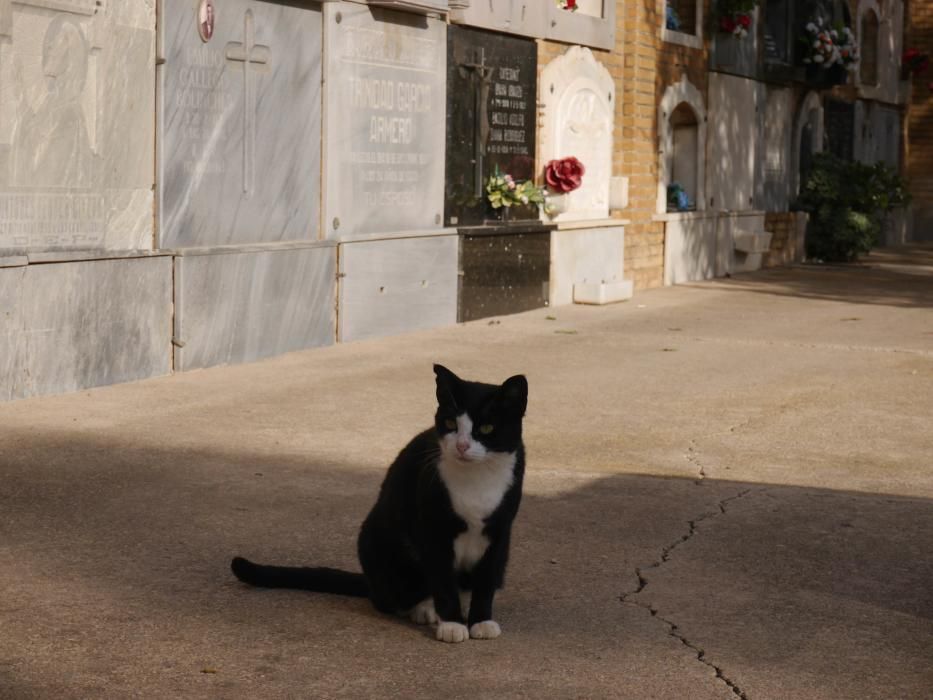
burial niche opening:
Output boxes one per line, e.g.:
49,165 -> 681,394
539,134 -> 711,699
859,9 -> 880,86
669,103 -> 699,212
666,0 -> 698,35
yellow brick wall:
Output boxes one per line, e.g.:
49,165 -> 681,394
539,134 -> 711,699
538,1 -> 712,291
764,212 -> 806,267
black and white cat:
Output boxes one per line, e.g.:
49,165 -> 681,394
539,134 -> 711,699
231,364 -> 527,643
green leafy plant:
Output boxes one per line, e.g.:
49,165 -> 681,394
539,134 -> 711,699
796,153 -> 911,262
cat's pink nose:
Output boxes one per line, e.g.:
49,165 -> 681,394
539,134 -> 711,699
456,439 -> 470,455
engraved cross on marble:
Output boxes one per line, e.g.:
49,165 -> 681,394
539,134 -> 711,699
459,47 -> 493,198
225,9 -> 270,197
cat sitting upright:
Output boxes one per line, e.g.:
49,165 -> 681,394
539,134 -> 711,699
231,364 -> 528,643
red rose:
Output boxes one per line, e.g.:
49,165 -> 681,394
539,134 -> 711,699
738,13 -> 751,28
720,16 -> 736,32
566,0 -> 577,9
545,157 -> 585,194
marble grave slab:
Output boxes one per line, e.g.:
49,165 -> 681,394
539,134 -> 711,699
323,2 -> 446,240
338,235 -> 458,342
173,246 -> 336,372
445,25 -> 537,227
0,1 -> 155,253
159,0 -> 322,248
708,73 -> 760,211
0,256 -> 173,401
458,228 -> 550,323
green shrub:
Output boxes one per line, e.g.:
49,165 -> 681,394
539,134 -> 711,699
797,153 -> 911,262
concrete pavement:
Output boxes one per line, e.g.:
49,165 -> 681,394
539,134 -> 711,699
1,245 -> 932,699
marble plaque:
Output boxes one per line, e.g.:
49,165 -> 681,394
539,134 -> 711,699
174,246 -> 335,371
0,1 -> 155,253
338,235 -> 458,342
539,47 -> 614,222
458,229 -> 550,322
712,11 -> 759,77
159,0 -> 322,248
446,26 -> 537,226
0,256 -> 172,401
449,1 -> 547,42
323,3 -> 446,240
708,73 -> 760,211
858,103 -> 900,169
545,0 -> 615,50
758,87 -> 793,211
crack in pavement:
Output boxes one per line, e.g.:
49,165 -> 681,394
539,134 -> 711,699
620,488 -> 755,699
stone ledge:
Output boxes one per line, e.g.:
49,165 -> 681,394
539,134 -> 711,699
169,240 -> 338,257
24,250 -> 171,265
333,229 -> 459,244
551,218 -> 630,231
652,211 -> 717,223
573,280 -> 634,305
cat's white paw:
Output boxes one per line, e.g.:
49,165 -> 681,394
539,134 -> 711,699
469,620 -> 501,640
409,598 -> 438,625
436,621 -> 470,643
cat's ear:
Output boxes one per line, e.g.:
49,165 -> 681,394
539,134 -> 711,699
434,364 -> 461,410
497,374 -> 528,417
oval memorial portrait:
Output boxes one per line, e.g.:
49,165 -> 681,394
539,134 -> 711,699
198,0 -> 215,43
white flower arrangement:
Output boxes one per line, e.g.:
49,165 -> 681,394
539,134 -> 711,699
802,17 -> 859,71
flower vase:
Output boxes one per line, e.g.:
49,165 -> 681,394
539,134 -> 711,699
544,193 -> 569,218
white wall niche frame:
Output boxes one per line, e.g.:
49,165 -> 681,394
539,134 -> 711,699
540,46 -> 615,222
791,91 -> 825,198
657,74 -> 707,214
661,0 -> 704,49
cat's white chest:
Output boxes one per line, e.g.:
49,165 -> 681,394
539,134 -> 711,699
438,453 -> 516,571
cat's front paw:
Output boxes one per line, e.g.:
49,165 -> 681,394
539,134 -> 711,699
436,621 -> 470,643
469,620 -> 501,639
409,599 -> 438,625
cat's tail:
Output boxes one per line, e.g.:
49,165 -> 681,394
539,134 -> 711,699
230,556 -> 370,598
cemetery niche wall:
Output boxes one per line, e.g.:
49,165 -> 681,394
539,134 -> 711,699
159,0 -> 335,370
0,1 -> 173,400
446,24 -> 553,323
323,2 -> 457,341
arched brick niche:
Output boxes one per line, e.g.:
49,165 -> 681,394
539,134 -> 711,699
657,75 -> 707,214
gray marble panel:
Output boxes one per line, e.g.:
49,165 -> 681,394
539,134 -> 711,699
174,246 -> 336,371
159,0 -> 322,248
0,2 -> 155,253
323,2 -> 446,240
545,0 -> 615,51
338,235 -> 458,342
449,1 -> 547,40
0,256 -> 173,401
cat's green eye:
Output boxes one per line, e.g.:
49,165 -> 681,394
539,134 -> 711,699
444,419 -> 457,430
479,424 -> 494,435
